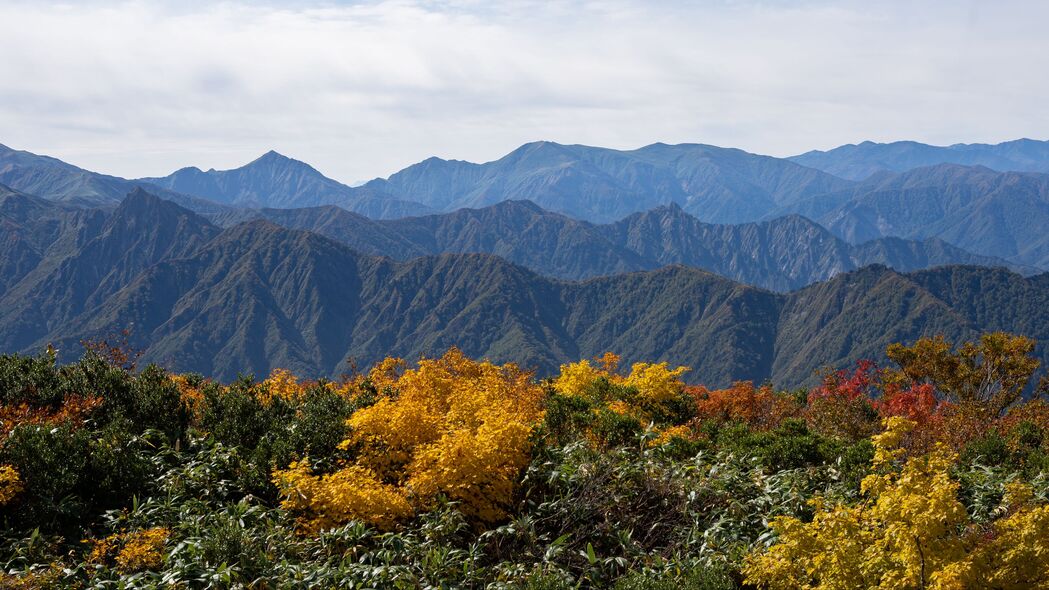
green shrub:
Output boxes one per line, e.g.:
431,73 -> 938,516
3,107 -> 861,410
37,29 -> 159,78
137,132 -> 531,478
613,565 -> 734,590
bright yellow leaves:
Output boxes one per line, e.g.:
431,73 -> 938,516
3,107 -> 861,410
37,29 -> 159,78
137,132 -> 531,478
623,362 -> 689,403
552,354 -> 692,447
551,358 -> 607,398
0,465 -> 22,505
273,461 -> 412,530
552,354 -> 689,403
868,415 -> 913,469
88,528 -> 169,573
259,368 -> 307,405
274,349 -> 545,529
968,501 -> 1049,589
744,417 -> 1049,589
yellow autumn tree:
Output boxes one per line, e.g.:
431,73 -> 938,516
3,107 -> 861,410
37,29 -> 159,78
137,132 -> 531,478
743,417 -> 1049,589
274,349 -> 545,530
258,368 -> 308,405
551,354 -> 692,444
552,354 -> 687,402
623,361 -> 690,403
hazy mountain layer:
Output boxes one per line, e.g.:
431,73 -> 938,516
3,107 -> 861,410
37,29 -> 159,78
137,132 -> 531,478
773,164 -> 1049,269
0,143 -> 429,220
363,141 -> 853,223
790,138 -> 1049,180
0,143 -> 228,214
141,150 -> 432,218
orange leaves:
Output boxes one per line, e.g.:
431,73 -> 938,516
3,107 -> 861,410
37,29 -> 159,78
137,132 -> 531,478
879,382 -> 938,423
169,374 -> 205,420
689,381 -> 800,431
0,394 -> 102,434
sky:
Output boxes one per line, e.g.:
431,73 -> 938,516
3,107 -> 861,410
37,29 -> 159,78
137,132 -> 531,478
0,0 -> 1047,184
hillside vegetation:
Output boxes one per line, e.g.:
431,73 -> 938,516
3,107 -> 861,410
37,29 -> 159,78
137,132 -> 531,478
1,333 -> 1048,588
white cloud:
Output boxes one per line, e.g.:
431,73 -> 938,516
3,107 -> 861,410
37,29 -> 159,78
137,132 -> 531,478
0,0 -> 1046,182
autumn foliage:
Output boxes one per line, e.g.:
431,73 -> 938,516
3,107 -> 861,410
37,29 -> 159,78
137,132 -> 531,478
743,417 -> 1049,589
0,332 -> 1047,588
273,348 -> 545,528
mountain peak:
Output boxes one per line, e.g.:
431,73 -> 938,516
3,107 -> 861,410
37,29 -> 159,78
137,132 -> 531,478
114,188 -> 216,235
251,150 -> 296,165
510,140 -> 572,157
647,201 -> 687,217
123,186 -> 163,204
491,199 -> 546,214
521,140 -> 562,149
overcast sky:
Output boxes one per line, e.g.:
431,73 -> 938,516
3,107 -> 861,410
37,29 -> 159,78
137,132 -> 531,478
0,0 -> 1047,183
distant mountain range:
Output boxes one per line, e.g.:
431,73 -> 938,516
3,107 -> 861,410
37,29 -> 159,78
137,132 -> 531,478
140,150 -> 431,218
2,189 -> 1047,387
790,138 -> 1049,181
213,199 -> 1029,291
777,164 -> 1049,269
362,141 -> 853,224
0,143 -> 228,213
0,143 -> 428,219
7,139 -> 1049,272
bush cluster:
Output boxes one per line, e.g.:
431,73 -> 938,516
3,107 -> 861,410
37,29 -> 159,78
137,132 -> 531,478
0,335 -> 1046,588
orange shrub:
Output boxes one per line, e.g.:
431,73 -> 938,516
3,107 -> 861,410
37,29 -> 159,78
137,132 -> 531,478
0,394 -> 102,434
688,381 -> 801,431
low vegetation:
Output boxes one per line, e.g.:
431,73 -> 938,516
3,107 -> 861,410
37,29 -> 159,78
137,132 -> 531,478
0,333 -> 1047,588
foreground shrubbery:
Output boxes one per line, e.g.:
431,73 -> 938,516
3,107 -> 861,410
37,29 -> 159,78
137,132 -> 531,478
0,334 -> 1047,588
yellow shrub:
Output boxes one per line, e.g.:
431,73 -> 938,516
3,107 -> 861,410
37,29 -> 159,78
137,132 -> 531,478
554,355 -> 693,447
972,502 -> 1049,589
744,417 -> 1049,589
115,528 -> 169,573
259,368 -> 306,405
552,359 -> 608,398
88,527 -> 170,573
0,465 -> 22,505
649,424 -> 692,447
623,362 -> 689,403
273,460 -> 412,531
170,374 -> 205,420
553,356 -> 689,404
275,349 -> 545,529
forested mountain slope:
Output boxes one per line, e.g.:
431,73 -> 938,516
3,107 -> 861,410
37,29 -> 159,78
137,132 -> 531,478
2,192 -> 1045,386
221,199 -> 1029,290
